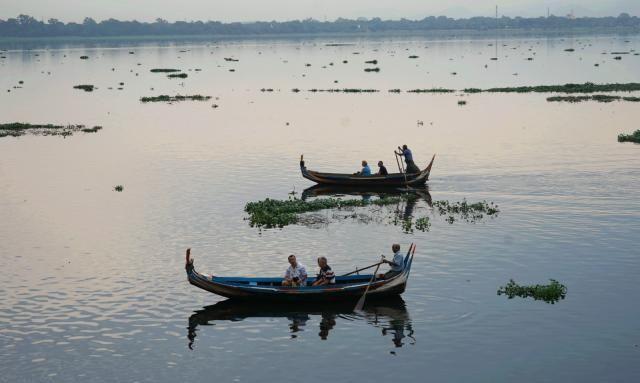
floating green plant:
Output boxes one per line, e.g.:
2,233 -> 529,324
245,196 -> 406,228
308,88 -> 378,93
150,68 -> 181,73
80,55 -> 89,59
73,84 -> 95,92
407,88 -> 455,93
364,59 -> 378,64
224,57 -> 239,62
114,185 -> 124,192
408,55 -> 419,58
364,67 -> 380,72
168,73 -> 188,78
140,94 -> 211,102
618,129 -> 640,143
245,195 -> 499,230
497,279 -> 567,304
547,95 -> 640,103
0,122 -> 103,138
81,126 -> 102,133
483,82 -> 640,94
458,100 -> 467,105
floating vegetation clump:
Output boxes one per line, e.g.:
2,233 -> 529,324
458,100 -> 467,105
224,57 -> 239,62
364,59 -> 378,64
0,122 -> 103,138
497,279 -> 567,304
308,88 -> 378,93
408,55 -> 419,58
407,88 -> 455,93
364,67 -> 380,72
81,126 -> 102,133
483,82 -> 640,94
547,95 -> 640,103
618,129 -> 640,143
73,84 -> 95,92
432,200 -> 499,223
564,48 -> 575,52
114,185 -> 124,192
245,195 -> 499,231
150,68 -> 181,73
140,94 -> 211,102
245,196 -> 405,228
168,73 -> 188,78
80,55 -> 89,59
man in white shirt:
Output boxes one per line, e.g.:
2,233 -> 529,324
283,255 -> 308,287
383,244 -> 405,279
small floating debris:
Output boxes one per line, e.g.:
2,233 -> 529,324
140,94 -> 211,103
114,185 -> 124,192
458,100 -> 467,105
150,68 -> 181,73
618,129 -> 640,143
498,279 -> 567,304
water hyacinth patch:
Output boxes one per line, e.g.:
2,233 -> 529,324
0,122 -> 104,138
73,84 -> 95,92
497,279 -> 567,304
150,68 -> 181,73
245,195 -> 499,231
140,94 -> 211,102
618,129 -> 640,143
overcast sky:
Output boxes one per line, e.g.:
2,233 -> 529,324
1,0 -> 638,22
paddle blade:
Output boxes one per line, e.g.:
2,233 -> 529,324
354,294 -> 366,312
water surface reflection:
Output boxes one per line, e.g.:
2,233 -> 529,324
188,297 -> 413,350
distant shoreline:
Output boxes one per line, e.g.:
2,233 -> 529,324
1,26 -> 639,46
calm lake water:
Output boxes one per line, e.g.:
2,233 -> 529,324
1,33 -> 640,382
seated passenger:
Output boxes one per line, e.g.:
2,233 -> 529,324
377,161 -> 389,175
356,160 -> 371,176
312,256 -> 336,286
382,244 -> 404,279
283,255 -> 308,287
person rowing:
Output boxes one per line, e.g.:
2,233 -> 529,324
381,244 -> 404,279
395,145 -> 420,174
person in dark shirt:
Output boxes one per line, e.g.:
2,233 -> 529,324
312,257 -> 336,286
377,161 -> 389,175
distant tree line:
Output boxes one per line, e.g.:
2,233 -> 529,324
0,13 -> 638,38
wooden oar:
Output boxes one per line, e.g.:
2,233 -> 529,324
354,257 -> 384,311
340,260 -> 385,277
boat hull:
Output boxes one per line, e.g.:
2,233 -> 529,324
185,246 -> 415,302
300,154 -> 435,187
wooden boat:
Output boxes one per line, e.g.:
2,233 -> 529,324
185,244 -> 416,302
300,154 -> 435,187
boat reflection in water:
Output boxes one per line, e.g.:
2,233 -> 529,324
301,184 -> 432,224
187,297 -> 414,349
